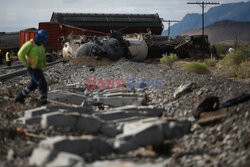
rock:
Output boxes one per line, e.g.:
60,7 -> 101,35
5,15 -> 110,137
29,148 -> 56,166
7,149 -> 15,161
173,82 -> 197,99
46,152 -> 85,167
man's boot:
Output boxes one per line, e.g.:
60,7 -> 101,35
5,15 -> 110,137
15,88 -> 30,104
37,95 -> 47,107
15,93 -> 25,104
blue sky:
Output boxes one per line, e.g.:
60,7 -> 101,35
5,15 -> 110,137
0,0 -> 248,32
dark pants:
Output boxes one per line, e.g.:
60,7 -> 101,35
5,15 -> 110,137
17,68 -> 47,100
7,61 -> 11,66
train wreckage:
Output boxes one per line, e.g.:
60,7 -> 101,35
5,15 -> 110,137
62,32 -> 210,61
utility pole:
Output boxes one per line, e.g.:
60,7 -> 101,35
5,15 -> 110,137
162,20 -> 180,36
187,1 -> 220,36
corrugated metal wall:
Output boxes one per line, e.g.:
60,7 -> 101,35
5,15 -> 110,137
39,22 -> 106,50
50,13 -> 164,35
19,30 -> 36,48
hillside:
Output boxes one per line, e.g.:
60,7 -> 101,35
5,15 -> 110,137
0,32 -> 19,49
181,20 -> 250,43
163,1 -> 250,35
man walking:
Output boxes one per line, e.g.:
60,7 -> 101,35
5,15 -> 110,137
15,30 -> 49,106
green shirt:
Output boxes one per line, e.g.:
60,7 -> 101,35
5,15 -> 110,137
18,39 -> 46,69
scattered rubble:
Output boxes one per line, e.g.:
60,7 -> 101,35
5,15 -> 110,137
221,93 -> 250,108
173,82 -> 197,99
197,109 -> 228,125
64,32 -> 210,61
0,58 -> 249,167
115,118 -> 191,153
193,95 -> 220,119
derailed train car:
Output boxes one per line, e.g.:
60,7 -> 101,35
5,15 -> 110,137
63,31 -> 210,61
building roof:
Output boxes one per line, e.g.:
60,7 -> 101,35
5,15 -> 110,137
50,12 -> 164,29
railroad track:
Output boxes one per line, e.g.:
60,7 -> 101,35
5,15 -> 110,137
0,60 -> 66,81
0,64 -> 24,70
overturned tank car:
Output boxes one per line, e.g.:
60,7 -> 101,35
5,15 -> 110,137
63,31 -> 210,61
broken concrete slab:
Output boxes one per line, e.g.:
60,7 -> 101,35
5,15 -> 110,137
19,105 -> 93,126
48,92 -> 86,106
95,105 -> 163,121
87,160 -> 164,167
92,96 -> 145,107
162,120 -> 192,139
99,92 -> 143,97
47,105 -> 88,114
16,116 -> 41,125
24,106 -> 49,118
41,112 -> 77,129
46,152 -> 85,167
76,115 -> 102,133
23,105 -> 88,119
114,118 -> 191,153
39,136 -> 113,158
100,123 -> 123,137
99,89 -> 143,94
115,118 -> 164,153
41,111 -> 104,133
29,148 -> 56,166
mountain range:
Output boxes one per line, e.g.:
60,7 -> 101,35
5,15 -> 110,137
181,20 -> 250,43
162,1 -> 250,35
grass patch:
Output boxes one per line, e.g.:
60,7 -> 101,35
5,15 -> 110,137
219,45 -> 250,78
160,53 -> 179,68
182,62 -> 210,74
213,43 -> 233,55
205,58 -> 217,67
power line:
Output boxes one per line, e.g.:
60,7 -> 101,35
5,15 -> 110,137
187,1 -> 220,36
162,20 -> 180,36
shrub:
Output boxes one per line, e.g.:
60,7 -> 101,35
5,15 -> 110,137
220,45 -> 250,67
205,58 -> 217,67
219,45 -> 250,78
213,43 -> 232,55
182,62 -> 210,74
224,60 -> 250,79
160,53 -> 179,68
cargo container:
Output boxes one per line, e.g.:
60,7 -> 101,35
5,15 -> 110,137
39,22 -> 106,51
50,13 -> 164,35
19,28 -> 37,48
